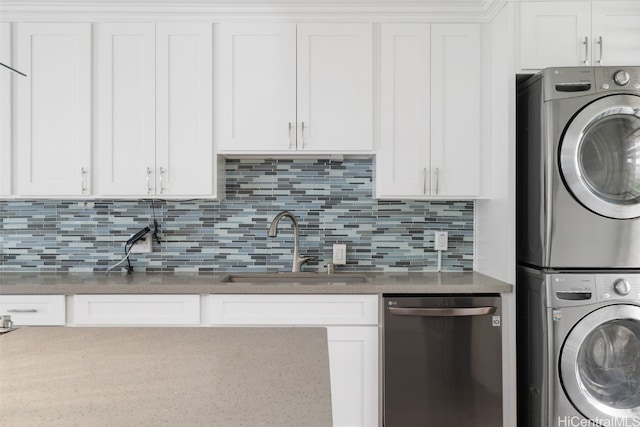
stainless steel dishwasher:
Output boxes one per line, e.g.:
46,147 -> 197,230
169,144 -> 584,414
383,295 -> 503,427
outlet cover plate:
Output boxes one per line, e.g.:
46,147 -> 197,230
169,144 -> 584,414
130,236 -> 153,254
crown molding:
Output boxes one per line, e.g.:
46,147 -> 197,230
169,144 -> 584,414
0,0 -> 509,22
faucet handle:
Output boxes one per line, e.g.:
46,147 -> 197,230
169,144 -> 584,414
325,263 -> 335,274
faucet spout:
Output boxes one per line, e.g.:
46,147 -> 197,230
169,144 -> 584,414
268,211 -> 313,272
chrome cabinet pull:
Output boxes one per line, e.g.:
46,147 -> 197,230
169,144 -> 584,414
301,122 -> 305,149
80,167 -> 87,194
597,36 -> 604,65
388,306 -> 497,317
146,167 -> 152,195
288,122 -> 293,149
422,168 -> 427,195
7,309 -> 38,313
159,167 -> 165,194
435,168 -> 440,195
582,36 -> 589,65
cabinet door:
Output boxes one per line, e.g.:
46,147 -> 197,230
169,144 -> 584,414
297,23 -> 373,152
156,23 -> 213,196
327,326 -> 379,427
377,24 -> 430,198
592,1 -> 640,66
73,294 -> 200,326
430,24 -> 481,197
519,2 -> 592,69
14,23 -> 91,196
0,23 -> 10,196
0,295 -> 65,326
96,23 -> 156,196
214,23 -> 296,152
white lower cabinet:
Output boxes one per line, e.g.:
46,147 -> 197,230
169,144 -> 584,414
0,295 -> 66,325
71,294 -> 200,326
206,294 -> 379,427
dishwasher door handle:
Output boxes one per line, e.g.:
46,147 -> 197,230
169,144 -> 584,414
388,306 -> 497,317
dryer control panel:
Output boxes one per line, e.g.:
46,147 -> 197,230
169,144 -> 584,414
595,274 -> 640,301
548,273 -> 640,307
595,67 -> 640,91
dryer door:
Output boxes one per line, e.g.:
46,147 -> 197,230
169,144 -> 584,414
560,304 -> 640,424
560,94 -> 640,219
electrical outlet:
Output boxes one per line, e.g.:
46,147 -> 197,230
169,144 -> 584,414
434,231 -> 448,251
129,235 -> 153,254
333,244 -> 347,265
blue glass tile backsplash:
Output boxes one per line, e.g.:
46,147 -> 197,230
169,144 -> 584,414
0,159 -> 474,272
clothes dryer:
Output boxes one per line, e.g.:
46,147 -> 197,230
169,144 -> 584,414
517,267 -> 640,427
517,67 -> 640,269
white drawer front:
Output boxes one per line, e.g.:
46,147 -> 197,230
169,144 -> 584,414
0,295 -> 66,325
206,294 -> 378,325
73,295 -> 200,325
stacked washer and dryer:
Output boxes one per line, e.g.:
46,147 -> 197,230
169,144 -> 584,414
517,67 -> 640,427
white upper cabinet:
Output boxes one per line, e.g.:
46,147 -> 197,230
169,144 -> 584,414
96,23 -> 155,196
520,1 -> 640,69
377,23 -> 481,199
14,23 -> 92,196
297,24 -> 373,152
96,23 -> 214,197
591,1 -> 640,66
0,23 -> 11,196
214,24 -> 296,152
215,23 -> 373,153
378,24 -> 431,197
155,23 -> 213,196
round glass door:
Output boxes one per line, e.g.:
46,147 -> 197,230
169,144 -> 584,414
560,94 -> 640,219
560,305 -> 640,424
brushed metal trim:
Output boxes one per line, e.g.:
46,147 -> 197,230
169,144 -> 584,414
559,94 -> 640,219
560,304 -> 640,421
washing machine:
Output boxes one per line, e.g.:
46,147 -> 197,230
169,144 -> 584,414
518,267 -> 640,427
517,66 -> 640,270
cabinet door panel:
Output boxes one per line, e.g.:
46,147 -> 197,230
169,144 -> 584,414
327,326 -> 378,427
519,2 -> 591,69
156,23 -> 212,196
377,24 -> 430,198
431,24 -> 481,197
297,23 -> 373,151
14,23 -> 91,196
96,23 -> 155,196
592,1 -> 640,66
0,23 -> 10,195
214,23 -> 296,151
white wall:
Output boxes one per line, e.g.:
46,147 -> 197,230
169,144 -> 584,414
475,3 -> 518,427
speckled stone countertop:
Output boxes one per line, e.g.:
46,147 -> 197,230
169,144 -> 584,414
0,271 -> 512,294
0,327 -> 332,427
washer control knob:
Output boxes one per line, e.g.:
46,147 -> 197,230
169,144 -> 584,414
603,292 -> 611,299
614,70 -> 631,86
602,83 -> 610,89
613,278 -> 631,296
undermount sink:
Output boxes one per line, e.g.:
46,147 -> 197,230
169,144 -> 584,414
219,273 -> 369,284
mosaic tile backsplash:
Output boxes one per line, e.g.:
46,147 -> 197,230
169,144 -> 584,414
0,159 -> 474,273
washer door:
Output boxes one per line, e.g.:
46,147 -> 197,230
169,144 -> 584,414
560,94 -> 640,219
560,305 -> 640,424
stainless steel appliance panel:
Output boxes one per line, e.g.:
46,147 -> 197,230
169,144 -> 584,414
383,295 -> 503,427
517,66 -> 640,269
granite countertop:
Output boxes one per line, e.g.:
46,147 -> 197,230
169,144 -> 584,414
0,271 -> 512,295
0,327 -> 332,427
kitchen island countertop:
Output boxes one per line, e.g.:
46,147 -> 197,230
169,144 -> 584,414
0,327 -> 332,427
0,271 -> 512,295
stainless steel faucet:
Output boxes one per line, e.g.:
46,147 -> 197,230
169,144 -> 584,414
268,211 -> 314,272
